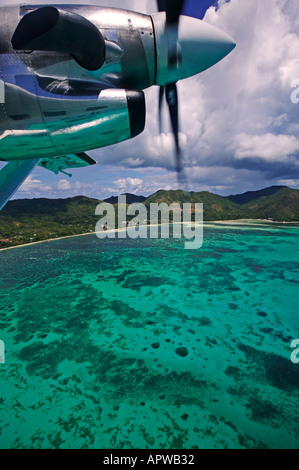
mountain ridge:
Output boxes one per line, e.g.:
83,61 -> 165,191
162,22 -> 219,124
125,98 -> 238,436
227,185 -> 288,204
103,193 -> 147,204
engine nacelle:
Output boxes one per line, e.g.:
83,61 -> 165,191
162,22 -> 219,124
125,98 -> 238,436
0,86 -> 145,161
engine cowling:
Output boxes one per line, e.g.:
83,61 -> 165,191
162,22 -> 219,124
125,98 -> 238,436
0,86 -> 146,161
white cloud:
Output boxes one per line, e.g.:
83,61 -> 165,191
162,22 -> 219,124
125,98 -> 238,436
55,179 -> 93,193
279,178 -> 299,187
57,179 -> 72,191
19,175 -> 52,194
234,133 -> 299,162
106,177 -> 144,194
16,174 -> 92,199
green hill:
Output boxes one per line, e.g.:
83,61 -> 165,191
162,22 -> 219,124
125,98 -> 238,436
0,186 -> 299,248
243,187 -> 299,222
144,189 -> 245,221
144,187 -> 299,221
227,186 -> 287,205
0,196 -> 102,248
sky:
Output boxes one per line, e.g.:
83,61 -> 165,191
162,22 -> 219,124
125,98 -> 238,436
2,0 -> 299,200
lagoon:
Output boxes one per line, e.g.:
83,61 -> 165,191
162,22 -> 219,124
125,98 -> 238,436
0,223 -> 299,449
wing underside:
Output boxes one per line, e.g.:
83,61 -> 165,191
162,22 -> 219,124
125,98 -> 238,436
38,152 -> 96,175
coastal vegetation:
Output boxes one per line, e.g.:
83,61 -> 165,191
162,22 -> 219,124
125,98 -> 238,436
0,186 -> 298,248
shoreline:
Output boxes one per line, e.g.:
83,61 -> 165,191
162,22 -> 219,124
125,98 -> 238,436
205,219 -> 299,225
1,219 -> 299,252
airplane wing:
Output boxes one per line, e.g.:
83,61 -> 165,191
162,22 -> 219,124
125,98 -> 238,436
0,153 -> 96,211
0,159 -> 40,212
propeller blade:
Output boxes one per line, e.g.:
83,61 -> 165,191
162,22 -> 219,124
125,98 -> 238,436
156,0 -> 185,23
165,83 -> 185,179
156,0 -> 186,181
158,86 -> 165,134
157,0 -> 185,69
165,84 -> 179,151
157,0 -> 165,12
166,0 -> 185,25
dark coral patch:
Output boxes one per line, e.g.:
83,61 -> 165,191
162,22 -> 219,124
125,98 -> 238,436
175,347 -> 188,358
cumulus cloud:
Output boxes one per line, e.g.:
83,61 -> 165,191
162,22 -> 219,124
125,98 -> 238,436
57,179 -> 72,191
234,133 -> 299,162
19,175 -> 52,194
17,175 -> 93,198
105,177 -> 144,194
101,170 -> 187,197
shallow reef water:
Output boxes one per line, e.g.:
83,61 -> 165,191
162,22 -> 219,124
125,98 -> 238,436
0,223 -> 299,449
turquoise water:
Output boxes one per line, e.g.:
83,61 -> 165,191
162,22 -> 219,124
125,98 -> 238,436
0,223 -> 299,449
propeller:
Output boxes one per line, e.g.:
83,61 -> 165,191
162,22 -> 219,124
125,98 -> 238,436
157,0 -> 186,182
